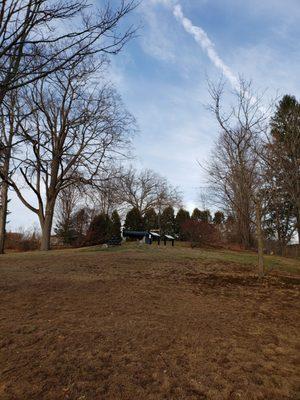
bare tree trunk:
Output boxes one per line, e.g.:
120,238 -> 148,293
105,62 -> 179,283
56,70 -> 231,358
39,202 -> 55,251
237,211 -> 252,249
0,146 -> 11,254
255,200 -> 264,278
297,206 -> 300,245
157,210 -> 162,234
0,180 -> 9,254
40,221 -> 52,251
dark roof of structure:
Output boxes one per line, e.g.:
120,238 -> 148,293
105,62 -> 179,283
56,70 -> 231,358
123,230 -> 148,237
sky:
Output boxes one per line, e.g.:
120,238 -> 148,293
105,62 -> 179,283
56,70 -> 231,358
9,0 -> 300,230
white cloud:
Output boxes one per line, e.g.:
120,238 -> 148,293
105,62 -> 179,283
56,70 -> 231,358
172,4 -> 239,90
8,0 -> 300,228
148,0 -> 175,6
143,1 -> 240,90
138,2 -> 177,62
231,43 -> 300,99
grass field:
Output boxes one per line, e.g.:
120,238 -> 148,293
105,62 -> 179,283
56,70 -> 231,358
0,243 -> 299,399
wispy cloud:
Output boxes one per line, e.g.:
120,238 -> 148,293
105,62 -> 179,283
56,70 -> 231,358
172,4 -> 239,90
148,1 -> 239,89
9,0 -> 300,228
138,2 -> 176,62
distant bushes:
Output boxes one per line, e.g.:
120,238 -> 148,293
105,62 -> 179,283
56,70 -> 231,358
5,231 -> 40,252
181,220 -> 221,248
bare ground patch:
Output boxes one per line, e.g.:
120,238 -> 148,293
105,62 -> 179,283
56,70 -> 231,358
0,248 -> 299,399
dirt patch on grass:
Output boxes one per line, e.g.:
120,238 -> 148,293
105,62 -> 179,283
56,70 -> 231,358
0,248 -> 299,399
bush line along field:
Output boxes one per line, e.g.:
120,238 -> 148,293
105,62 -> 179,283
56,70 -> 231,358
0,244 -> 299,400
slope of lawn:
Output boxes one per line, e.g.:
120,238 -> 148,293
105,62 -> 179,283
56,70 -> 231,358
0,243 -> 299,399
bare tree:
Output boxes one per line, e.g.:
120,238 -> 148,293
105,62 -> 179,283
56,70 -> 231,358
118,167 -> 182,215
0,104 -> 13,253
0,0 -> 137,104
4,63 -> 134,250
82,166 -> 126,216
208,127 -> 257,248
0,0 -> 137,252
0,91 -> 27,253
198,190 -> 209,210
255,196 -> 264,277
207,79 -> 271,276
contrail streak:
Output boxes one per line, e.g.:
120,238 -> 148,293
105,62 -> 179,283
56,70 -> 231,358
172,4 -> 239,90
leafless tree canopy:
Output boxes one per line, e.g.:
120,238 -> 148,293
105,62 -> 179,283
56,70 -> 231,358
80,166 -> 126,216
0,0 -> 137,103
4,61 -> 135,250
0,0 -> 137,253
81,166 -> 183,220
0,91 -> 27,252
206,79 -> 273,274
117,167 -> 183,215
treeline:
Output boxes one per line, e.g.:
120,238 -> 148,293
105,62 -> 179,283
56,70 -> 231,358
54,203 -> 228,247
123,206 -> 224,238
124,206 -> 243,247
51,167 -> 182,247
55,209 -> 122,247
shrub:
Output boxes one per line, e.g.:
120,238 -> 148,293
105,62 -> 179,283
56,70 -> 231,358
5,231 -> 40,252
181,220 -> 220,247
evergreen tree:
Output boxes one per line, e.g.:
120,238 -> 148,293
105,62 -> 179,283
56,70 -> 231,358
269,95 -> 300,243
73,208 -> 90,246
124,207 -> 144,231
213,211 -> 225,225
144,208 -> 158,231
200,209 -> 212,223
175,208 -> 190,239
271,95 -> 300,143
111,210 -> 121,239
191,208 -> 202,221
160,206 -> 175,235
263,193 -> 295,254
85,213 -> 112,245
55,217 -> 77,245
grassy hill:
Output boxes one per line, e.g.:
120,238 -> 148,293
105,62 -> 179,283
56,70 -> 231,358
0,244 -> 299,399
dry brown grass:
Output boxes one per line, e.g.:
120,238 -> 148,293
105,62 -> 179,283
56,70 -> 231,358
0,245 -> 299,399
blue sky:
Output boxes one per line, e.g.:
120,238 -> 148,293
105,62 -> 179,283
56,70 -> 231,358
9,0 -> 300,230
108,0 -> 300,203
